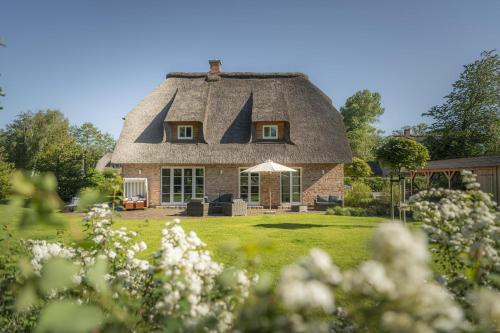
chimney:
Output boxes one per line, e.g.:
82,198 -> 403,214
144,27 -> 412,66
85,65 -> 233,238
209,59 -> 222,75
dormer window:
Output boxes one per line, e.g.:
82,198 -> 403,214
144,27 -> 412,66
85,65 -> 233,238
178,125 -> 193,139
263,125 -> 278,139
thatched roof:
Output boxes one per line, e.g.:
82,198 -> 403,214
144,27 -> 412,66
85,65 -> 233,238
112,71 -> 352,165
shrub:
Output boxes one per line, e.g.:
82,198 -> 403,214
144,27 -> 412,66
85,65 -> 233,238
345,177 -> 385,192
344,181 -> 373,207
326,206 -> 368,216
344,157 -> 372,178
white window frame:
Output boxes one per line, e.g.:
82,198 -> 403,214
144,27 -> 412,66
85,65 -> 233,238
239,168 -> 260,205
263,125 -> 278,139
178,125 -> 193,140
280,167 -> 302,205
160,167 -> 205,205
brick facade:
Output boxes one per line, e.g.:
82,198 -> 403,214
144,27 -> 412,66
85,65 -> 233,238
121,163 -> 344,208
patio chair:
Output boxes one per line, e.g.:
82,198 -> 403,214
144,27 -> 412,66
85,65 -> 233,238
63,197 -> 80,212
314,195 -> 343,211
186,198 -> 209,217
208,193 -> 233,214
222,198 -> 247,216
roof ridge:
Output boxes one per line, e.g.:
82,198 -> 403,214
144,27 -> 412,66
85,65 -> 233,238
166,72 -> 308,79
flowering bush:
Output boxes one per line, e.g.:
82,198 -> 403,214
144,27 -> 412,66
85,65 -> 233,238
18,204 -> 252,333
411,170 -> 500,299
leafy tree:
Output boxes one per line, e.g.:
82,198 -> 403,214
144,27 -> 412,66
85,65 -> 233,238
35,137 -> 85,202
0,146 -> 13,200
423,50 -> 500,159
71,123 -> 115,175
340,90 -> 385,160
376,137 -> 430,175
345,157 -> 372,178
86,168 -> 123,211
0,110 -> 72,172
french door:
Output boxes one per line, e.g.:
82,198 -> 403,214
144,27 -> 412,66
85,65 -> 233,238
281,169 -> 301,204
161,168 -> 204,204
239,169 -> 260,205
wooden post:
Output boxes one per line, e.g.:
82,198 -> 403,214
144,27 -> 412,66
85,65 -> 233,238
443,171 -> 455,189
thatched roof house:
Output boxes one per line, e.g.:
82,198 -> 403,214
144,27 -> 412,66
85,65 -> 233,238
113,60 -> 352,208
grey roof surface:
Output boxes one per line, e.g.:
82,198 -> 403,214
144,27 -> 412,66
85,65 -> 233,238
418,155 -> 500,170
112,71 -> 352,165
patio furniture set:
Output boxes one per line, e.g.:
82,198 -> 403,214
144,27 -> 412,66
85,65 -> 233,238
185,194 -> 343,217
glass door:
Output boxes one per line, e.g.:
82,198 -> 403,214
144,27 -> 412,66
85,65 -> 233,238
161,168 -> 204,204
239,169 -> 260,205
281,169 -> 301,204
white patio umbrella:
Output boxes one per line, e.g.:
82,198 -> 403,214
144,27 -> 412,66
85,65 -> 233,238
241,160 -> 296,210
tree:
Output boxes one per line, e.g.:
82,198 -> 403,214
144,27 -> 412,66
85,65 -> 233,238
345,157 -> 372,178
0,146 -> 13,200
35,137 -> 85,202
70,122 -> 115,175
376,137 -> 430,175
87,168 -> 123,211
0,110 -> 72,172
423,50 -> 500,159
340,90 -> 385,160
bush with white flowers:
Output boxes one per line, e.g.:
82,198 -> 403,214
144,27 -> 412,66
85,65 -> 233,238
411,170 -> 500,299
21,204 -> 252,333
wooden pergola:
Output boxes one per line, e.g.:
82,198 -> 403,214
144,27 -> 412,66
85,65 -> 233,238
411,155 -> 500,203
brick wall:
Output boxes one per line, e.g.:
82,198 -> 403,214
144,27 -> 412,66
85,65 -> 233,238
121,163 -> 344,208
121,164 -> 162,206
301,164 -> 344,206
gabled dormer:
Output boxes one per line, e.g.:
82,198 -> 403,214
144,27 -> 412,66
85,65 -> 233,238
251,82 -> 291,144
164,88 -> 207,143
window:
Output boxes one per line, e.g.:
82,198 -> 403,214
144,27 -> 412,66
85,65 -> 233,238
281,169 -> 301,204
161,168 -> 204,204
263,125 -> 278,139
239,168 -> 260,204
178,125 -> 193,139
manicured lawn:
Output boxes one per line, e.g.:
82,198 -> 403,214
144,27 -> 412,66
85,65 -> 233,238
1,205 -> 387,275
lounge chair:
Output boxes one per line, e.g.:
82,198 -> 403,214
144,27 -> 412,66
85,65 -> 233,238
221,198 -> 247,216
186,198 -> 209,217
314,195 -> 343,211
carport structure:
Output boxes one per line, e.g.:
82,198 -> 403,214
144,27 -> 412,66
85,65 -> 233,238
411,155 -> 500,203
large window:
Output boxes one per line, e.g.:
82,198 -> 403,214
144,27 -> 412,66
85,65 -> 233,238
263,125 -> 278,139
178,125 -> 193,139
161,168 -> 204,204
239,169 -> 260,204
281,169 -> 301,204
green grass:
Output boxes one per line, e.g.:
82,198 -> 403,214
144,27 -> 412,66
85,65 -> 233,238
1,205 -> 388,275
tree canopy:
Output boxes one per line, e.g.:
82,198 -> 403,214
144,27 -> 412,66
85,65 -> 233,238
376,137 -> 430,175
340,90 -> 385,160
0,110 -> 115,201
345,157 -> 373,178
423,50 -> 500,159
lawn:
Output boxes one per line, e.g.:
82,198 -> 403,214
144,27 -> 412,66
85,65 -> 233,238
1,204 -> 388,275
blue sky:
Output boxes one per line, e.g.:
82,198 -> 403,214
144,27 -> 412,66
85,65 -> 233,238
1,0 -> 499,138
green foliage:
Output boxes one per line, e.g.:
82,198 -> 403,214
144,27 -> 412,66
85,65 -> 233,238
326,206 -> 368,216
70,122 -> 115,175
0,110 -> 115,202
376,136 -> 430,174
0,146 -> 13,200
392,123 -> 429,136
344,157 -> 372,178
9,171 -> 65,228
86,168 -> 123,210
344,176 -> 385,192
340,89 -> 385,160
344,181 -> 373,207
423,50 -> 500,159
36,301 -> 103,333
